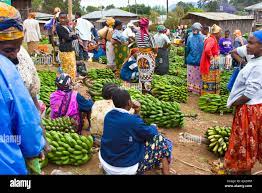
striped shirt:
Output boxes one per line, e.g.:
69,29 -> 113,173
135,31 -> 155,48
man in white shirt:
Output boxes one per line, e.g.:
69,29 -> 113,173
75,12 -> 94,61
23,12 -> 41,55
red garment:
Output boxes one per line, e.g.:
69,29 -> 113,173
224,104 -> 262,173
200,35 -> 219,75
139,18 -> 149,41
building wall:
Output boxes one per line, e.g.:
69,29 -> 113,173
12,0 -> 32,20
184,15 -> 254,37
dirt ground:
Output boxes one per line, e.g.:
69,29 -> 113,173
39,62 -> 262,175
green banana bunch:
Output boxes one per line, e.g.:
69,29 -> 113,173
98,56 -> 107,64
128,88 -> 184,128
87,69 -> 115,80
151,84 -> 188,103
205,126 -> 231,156
198,94 -> 232,114
152,74 -> 186,87
220,70 -> 233,95
42,117 -> 77,133
88,78 -> 122,101
168,65 -> 187,78
46,130 -> 93,166
38,71 -> 57,107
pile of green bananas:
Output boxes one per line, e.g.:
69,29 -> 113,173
88,78 -> 122,101
169,55 -> 184,65
151,84 -> 188,103
220,70 -> 233,95
98,56 -> 107,64
128,88 -> 185,128
38,71 -> 57,107
168,65 -> 187,78
152,74 -> 186,87
46,130 -> 93,165
42,117 -> 77,133
205,126 -> 231,156
198,94 -> 232,114
87,69 -> 115,80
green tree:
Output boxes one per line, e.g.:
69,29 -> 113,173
197,0 -> 219,11
176,1 -> 195,13
84,6 -> 100,13
41,0 -> 85,14
32,0 -> 43,12
230,0 -> 260,11
151,5 -> 166,15
164,11 -> 180,29
105,4 -> 115,10
120,4 -> 151,15
149,10 -> 160,24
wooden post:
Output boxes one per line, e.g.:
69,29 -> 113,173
166,0 -> 169,17
68,0 -> 72,22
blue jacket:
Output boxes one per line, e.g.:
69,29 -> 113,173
120,57 -> 138,82
0,54 -> 45,175
186,33 -> 204,66
100,108 -> 158,167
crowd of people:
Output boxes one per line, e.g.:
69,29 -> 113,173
0,2 -> 261,175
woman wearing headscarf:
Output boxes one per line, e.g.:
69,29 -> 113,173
23,12 -> 41,55
0,2 -> 45,174
200,24 -> 222,95
50,73 -> 94,135
153,25 -> 171,75
135,18 -> 157,93
104,17 -> 116,70
224,30 -> 262,175
112,19 -> 129,75
233,29 -> 248,49
56,12 -> 78,81
186,22 -> 205,95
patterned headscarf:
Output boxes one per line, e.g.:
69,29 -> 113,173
0,2 -> 23,41
55,73 -> 72,91
157,25 -> 166,33
106,17 -> 115,28
139,18 -> 149,41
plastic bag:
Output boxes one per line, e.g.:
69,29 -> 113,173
227,67 -> 240,91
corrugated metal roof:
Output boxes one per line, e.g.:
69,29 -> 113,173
35,12 -> 53,20
184,12 -> 254,21
245,2 -> 262,11
82,8 -> 137,19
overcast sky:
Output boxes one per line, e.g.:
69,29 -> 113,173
81,0 -> 198,8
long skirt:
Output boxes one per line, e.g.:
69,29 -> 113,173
27,41 -> 39,55
137,134 -> 173,174
137,48 -> 156,92
201,58 -> 220,95
155,48 -> 169,75
224,104 -> 262,173
106,41 -> 115,67
187,65 -> 202,95
59,51 -> 76,81
114,44 -> 129,70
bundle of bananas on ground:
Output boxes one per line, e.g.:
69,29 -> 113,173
151,84 -> 188,103
169,55 -> 184,65
220,70 -> 233,95
128,88 -> 185,128
168,65 -> 187,78
152,74 -> 186,87
46,130 -> 93,165
87,69 -> 115,80
88,78 -> 122,101
98,56 -> 107,64
38,71 -> 57,106
205,126 -> 231,156
42,117 -> 77,133
198,94 -> 232,114
217,95 -> 233,113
